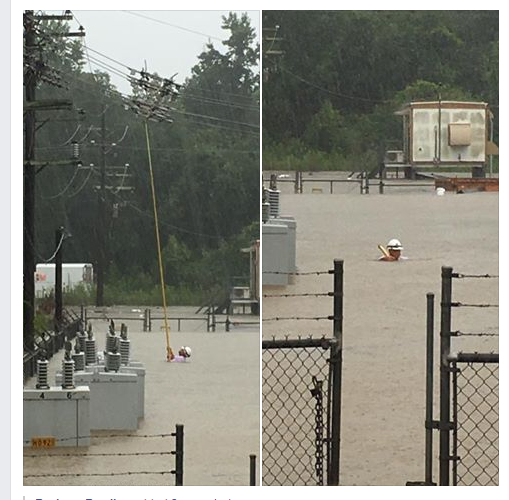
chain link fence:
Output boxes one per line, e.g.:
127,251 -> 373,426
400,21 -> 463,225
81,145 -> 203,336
407,267 -> 498,487
262,337 -> 339,486
452,359 -> 499,486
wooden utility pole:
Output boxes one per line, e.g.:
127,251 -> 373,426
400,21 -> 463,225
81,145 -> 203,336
23,10 -> 83,351
94,109 -> 134,306
23,10 -> 37,351
95,104 -> 107,306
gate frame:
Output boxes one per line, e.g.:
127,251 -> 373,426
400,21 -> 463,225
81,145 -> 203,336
261,258 -> 344,486
407,266 -> 499,486
261,336 -> 342,486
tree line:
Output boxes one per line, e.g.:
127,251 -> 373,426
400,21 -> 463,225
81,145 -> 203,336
262,10 -> 498,171
28,13 -> 259,306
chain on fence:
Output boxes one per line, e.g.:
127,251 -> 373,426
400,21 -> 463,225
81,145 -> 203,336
262,340 -> 332,486
452,361 -> 499,486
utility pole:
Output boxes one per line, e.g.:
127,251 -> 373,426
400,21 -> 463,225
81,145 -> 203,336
23,10 -> 37,352
23,10 -> 83,351
96,104 -> 107,306
93,109 -> 134,307
262,26 -> 284,83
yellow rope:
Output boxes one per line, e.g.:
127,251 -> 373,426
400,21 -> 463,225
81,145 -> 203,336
144,120 -> 172,360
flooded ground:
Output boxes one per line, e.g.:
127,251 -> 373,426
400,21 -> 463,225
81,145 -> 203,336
23,306 -> 260,486
262,174 -> 498,486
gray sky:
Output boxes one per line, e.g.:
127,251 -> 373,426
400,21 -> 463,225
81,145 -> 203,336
60,10 -> 260,94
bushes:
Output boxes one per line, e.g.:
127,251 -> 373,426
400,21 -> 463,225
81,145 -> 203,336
59,222 -> 258,307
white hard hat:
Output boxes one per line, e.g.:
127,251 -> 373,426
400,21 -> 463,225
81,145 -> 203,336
387,238 -> 403,250
180,346 -> 192,357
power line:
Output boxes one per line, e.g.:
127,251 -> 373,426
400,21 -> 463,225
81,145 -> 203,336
281,66 -> 389,104
170,107 -> 259,130
121,10 -> 223,42
40,165 -> 84,199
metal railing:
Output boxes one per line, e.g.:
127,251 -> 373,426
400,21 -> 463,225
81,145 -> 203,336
23,309 -> 81,383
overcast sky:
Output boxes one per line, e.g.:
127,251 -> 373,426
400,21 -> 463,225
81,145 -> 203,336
58,10 -> 260,94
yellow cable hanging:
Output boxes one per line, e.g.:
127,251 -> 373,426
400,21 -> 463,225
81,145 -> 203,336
144,120 -> 172,361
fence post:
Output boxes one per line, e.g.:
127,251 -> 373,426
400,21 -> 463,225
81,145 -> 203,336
249,454 -> 256,485
149,308 -> 152,332
378,163 -> 384,194
328,259 -> 343,485
294,170 -> 299,194
425,292 -> 435,485
143,309 -> 147,332
365,171 -> 369,194
439,267 -> 453,485
174,424 -> 184,486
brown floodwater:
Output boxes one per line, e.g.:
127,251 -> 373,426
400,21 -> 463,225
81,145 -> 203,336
262,176 -> 498,485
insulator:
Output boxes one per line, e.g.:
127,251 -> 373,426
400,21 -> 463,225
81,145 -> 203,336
62,358 -> 75,389
262,202 -> 271,223
119,339 -> 130,365
77,331 -> 86,352
267,189 -> 281,218
85,337 -> 97,365
72,352 -> 85,372
71,141 -> 79,159
36,359 -> 49,389
106,333 -> 117,354
105,352 -> 121,372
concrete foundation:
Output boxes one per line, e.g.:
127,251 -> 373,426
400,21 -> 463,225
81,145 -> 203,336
23,386 -> 90,447
55,369 -> 139,430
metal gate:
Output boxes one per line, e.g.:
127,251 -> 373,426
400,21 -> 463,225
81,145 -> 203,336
407,266 -> 498,486
262,336 -> 341,486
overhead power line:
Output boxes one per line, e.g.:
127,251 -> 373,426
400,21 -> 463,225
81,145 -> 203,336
281,66 -> 389,104
121,10 -> 223,42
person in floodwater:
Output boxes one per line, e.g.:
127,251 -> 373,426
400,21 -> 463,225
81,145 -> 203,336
169,346 -> 192,362
378,238 -> 407,262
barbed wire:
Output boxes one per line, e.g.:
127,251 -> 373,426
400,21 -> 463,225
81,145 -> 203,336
24,450 -> 173,458
24,432 -> 174,445
24,470 -> 173,478
262,270 -> 332,276
262,316 -> 334,322
263,292 -> 334,298
452,273 -> 499,279
452,330 -> 499,338
451,302 -> 499,308
266,334 -> 330,341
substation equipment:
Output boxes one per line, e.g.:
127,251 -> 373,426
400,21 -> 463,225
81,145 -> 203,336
24,322 -> 146,446
262,178 -> 297,286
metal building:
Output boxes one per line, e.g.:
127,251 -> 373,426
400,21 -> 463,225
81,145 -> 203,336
386,101 -> 498,177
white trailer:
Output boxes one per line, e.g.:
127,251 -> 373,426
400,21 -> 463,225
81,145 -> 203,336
35,263 -> 93,298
